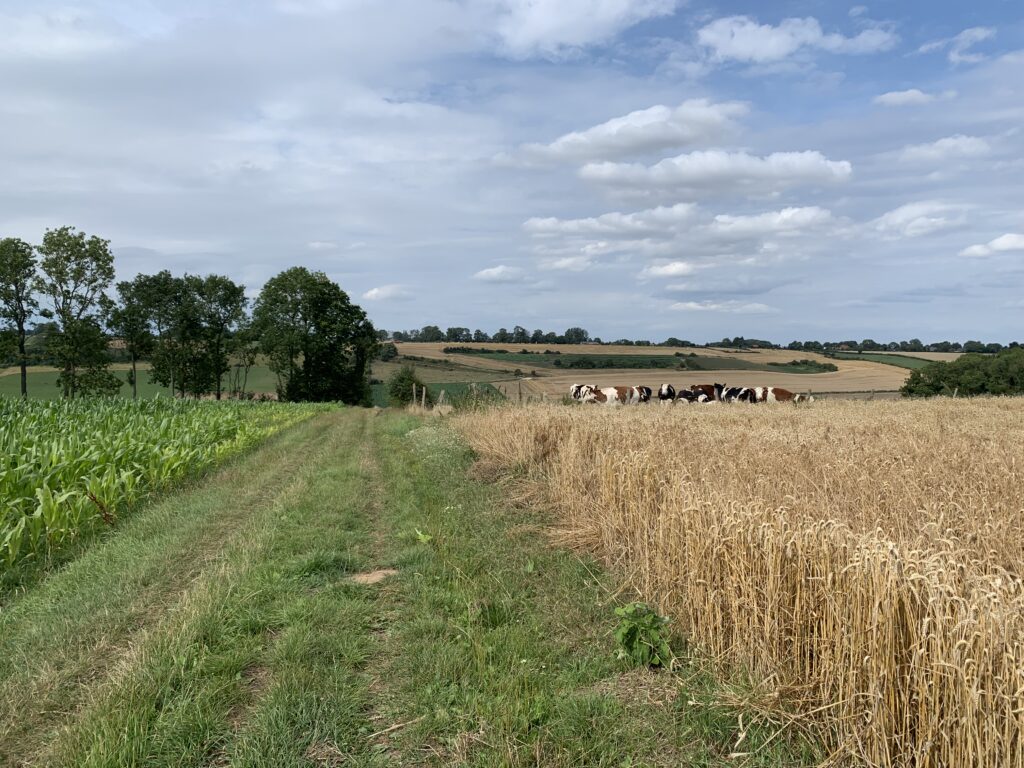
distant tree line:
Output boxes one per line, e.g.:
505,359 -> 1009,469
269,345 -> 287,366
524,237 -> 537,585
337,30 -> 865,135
379,326 -> 1019,354
0,228 -> 377,403
901,348 -> 1024,397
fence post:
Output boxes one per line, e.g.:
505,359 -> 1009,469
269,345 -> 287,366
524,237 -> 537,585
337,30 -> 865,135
422,386 -> 427,408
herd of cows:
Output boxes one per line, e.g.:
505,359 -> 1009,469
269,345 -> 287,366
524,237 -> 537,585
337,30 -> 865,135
569,383 -> 814,405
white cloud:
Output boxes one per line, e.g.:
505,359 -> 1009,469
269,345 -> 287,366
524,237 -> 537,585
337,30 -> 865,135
491,0 -> 679,59
524,203 -> 696,238
873,89 -> 934,106
709,206 -> 833,237
642,260 -> 696,278
872,201 -> 967,238
580,150 -> 851,193
518,99 -> 748,162
697,15 -> 897,64
539,255 -> 594,271
473,264 -> 525,282
307,240 -> 337,250
849,6 -> 867,18
670,300 -> 778,313
898,134 -> 990,163
959,233 -> 1024,258
361,284 -> 412,300
919,27 -> 995,65
0,10 -> 124,59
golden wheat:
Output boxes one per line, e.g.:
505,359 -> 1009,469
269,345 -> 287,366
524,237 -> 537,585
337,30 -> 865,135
454,399 -> 1024,767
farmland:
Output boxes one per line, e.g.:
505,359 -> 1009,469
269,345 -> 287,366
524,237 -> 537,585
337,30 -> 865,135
454,399 -> 1024,766
0,398 -> 325,580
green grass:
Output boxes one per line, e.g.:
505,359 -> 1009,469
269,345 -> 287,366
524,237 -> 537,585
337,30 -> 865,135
0,410 -> 819,766
370,381 -> 504,408
825,352 -> 931,369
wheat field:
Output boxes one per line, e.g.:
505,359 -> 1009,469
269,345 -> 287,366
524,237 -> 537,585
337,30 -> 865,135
453,399 -> 1024,767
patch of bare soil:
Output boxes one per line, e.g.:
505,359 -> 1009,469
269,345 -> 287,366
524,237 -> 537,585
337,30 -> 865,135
348,568 -> 398,585
304,740 -> 347,766
588,667 -> 680,709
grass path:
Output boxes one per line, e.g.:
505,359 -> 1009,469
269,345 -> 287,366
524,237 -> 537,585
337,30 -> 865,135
0,409 -> 816,767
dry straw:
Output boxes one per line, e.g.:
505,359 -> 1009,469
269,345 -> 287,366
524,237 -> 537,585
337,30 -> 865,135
454,399 -> 1024,766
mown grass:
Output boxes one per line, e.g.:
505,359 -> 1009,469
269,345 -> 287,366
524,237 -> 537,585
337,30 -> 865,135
1,409 -> 818,766
824,351 -> 930,369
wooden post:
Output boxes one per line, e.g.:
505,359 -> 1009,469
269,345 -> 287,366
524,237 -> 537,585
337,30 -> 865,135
421,385 -> 427,408
412,382 -> 416,405
517,380 -> 522,404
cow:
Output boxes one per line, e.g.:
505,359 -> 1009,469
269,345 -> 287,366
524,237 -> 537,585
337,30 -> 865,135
582,386 -> 647,405
690,383 -> 718,401
658,384 -> 676,404
674,389 -> 704,404
569,383 -> 596,401
751,387 -> 815,404
636,385 -> 653,403
715,383 -> 758,403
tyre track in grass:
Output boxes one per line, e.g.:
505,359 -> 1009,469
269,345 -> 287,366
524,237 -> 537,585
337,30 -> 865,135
0,412 -> 345,766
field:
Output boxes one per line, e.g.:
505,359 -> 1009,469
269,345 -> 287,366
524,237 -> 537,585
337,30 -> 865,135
394,342 -> 913,398
0,407 -> 822,766
453,400 -> 1024,766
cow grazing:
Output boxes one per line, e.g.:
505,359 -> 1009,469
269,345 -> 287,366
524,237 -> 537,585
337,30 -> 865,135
658,384 -> 676,403
751,387 -> 814,404
581,386 -> 647,405
636,385 -> 653,403
569,383 -> 594,401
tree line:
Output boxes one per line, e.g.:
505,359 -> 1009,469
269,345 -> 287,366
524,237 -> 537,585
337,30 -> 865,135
901,348 -> 1024,397
383,326 -> 1019,353
0,228 -> 378,403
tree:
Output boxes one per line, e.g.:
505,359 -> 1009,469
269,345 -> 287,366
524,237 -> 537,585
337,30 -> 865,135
419,325 -> 444,342
0,237 -> 38,398
511,325 -> 529,344
34,226 -> 119,397
472,329 -> 489,342
386,362 -> 432,407
492,327 -> 510,343
377,342 -> 398,361
563,327 -> 589,344
253,267 -> 377,403
446,326 -> 471,343
194,274 -> 247,399
530,329 -> 544,344
107,277 -> 156,399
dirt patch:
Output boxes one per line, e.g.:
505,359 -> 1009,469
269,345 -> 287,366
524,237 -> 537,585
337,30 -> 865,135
588,667 -> 680,709
304,741 -> 347,766
348,569 -> 398,585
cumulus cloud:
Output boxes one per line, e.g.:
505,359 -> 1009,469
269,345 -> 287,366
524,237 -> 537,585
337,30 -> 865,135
307,240 -> 337,250
539,255 -> 594,271
709,206 -> 834,237
898,134 -> 990,163
959,233 -> 1024,258
580,150 -> 851,194
872,201 -> 967,238
641,260 -> 696,278
518,99 -> 748,163
670,300 -> 778,313
491,0 -> 679,59
473,264 -> 525,282
697,15 -> 897,64
361,284 -> 412,301
523,203 -> 696,238
919,27 -> 995,65
874,89 -> 935,106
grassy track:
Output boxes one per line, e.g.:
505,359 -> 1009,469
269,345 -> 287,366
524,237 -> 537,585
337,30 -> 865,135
0,410 -> 816,766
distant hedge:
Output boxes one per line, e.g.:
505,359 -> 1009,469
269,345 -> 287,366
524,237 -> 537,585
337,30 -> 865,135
901,348 -> 1024,397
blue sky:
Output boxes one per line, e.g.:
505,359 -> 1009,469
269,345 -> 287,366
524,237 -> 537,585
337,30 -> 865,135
1,1 -> 1022,343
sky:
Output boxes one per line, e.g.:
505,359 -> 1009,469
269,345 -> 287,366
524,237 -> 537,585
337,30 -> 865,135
1,0 -> 1022,343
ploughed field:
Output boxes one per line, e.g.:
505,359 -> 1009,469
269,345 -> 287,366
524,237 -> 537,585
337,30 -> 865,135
454,398 -> 1024,767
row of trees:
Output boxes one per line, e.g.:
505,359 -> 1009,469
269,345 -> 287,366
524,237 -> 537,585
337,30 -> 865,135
382,325 -> 1020,353
901,348 -> 1024,397
0,228 -> 378,403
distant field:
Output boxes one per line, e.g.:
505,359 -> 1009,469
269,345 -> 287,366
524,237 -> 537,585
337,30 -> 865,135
393,342 -> 913,397
826,352 -> 932,369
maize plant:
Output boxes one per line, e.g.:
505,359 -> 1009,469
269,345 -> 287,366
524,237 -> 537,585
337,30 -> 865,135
0,397 -> 328,570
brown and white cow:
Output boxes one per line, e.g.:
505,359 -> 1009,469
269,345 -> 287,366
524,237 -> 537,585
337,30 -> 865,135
690,384 -> 719,402
658,384 -> 675,404
582,386 -> 648,405
752,387 -> 814,403
570,383 -> 597,401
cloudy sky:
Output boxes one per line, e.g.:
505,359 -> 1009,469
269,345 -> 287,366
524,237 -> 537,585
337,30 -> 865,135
2,1 -> 1022,343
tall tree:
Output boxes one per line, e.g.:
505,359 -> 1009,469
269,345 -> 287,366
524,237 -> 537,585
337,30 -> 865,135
193,274 -> 246,399
0,237 -> 38,398
253,267 -> 377,403
107,277 -> 156,399
34,227 -> 119,397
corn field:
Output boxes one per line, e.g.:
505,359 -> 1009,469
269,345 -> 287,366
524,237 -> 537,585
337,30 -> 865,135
454,399 -> 1024,767
0,398 -> 326,570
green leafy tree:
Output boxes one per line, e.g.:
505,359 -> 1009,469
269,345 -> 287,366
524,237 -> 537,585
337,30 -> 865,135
194,274 -> 247,399
0,237 -> 38,397
386,362 -> 432,406
563,326 -> 589,344
34,227 -> 118,397
377,342 -> 398,361
253,267 -> 377,403
107,277 -> 155,399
